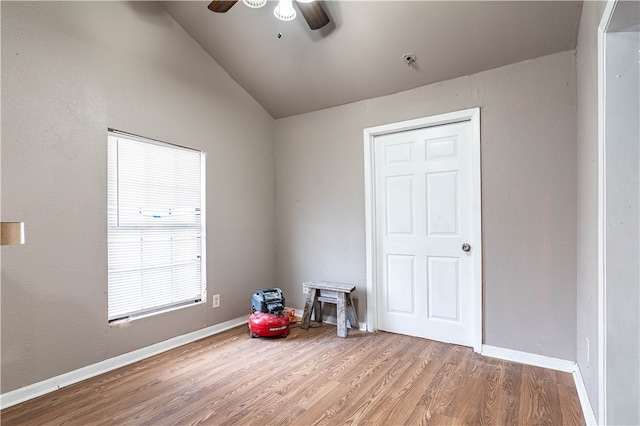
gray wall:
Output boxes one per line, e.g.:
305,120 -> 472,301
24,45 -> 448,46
576,0 -> 607,418
2,0 -> 587,399
1,1 -> 276,393
275,51 -> 578,360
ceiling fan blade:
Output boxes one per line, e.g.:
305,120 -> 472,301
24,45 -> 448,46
295,1 -> 330,30
208,1 -> 238,13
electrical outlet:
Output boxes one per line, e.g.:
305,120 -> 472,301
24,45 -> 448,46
212,294 -> 221,308
302,286 -> 309,294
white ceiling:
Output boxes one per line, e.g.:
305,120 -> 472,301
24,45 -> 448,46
160,1 -> 583,118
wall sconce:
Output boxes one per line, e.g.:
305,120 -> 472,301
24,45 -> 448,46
1,222 -> 25,245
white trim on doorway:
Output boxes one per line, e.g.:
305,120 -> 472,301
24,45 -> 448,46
597,4 -> 613,423
363,107 -> 482,353
598,1 -> 640,424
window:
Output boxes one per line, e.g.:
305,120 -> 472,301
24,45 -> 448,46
107,130 -> 205,322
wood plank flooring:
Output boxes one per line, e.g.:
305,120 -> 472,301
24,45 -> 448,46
1,323 -> 585,425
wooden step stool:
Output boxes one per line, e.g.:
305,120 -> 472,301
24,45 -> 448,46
301,281 -> 358,338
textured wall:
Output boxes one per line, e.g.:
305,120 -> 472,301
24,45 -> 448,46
1,0 -> 584,398
576,0 -> 607,418
1,1 -> 275,393
276,51 -> 578,360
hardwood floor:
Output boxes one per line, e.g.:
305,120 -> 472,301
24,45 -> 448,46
1,323 -> 585,425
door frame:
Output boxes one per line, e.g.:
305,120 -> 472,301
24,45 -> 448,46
598,1 -> 640,423
363,107 -> 482,352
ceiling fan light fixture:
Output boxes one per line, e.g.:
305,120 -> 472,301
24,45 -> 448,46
274,0 -> 296,21
243,0 -> 267,8
296,0 -> 315,3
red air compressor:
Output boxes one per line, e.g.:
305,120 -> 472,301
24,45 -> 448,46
248,288 -> 290,338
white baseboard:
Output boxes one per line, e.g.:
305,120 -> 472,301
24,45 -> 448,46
573,364 -> 598,425
0,315 -> 248,410
481,344 -> 576,372
482,345 -> 597,425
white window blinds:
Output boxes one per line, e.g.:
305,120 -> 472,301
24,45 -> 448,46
107,130 -> 205,322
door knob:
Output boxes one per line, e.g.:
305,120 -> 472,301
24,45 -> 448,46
462,243 -> 471,252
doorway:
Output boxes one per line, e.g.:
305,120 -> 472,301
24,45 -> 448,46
364,108 -> 482,352
598,1 -> 640,423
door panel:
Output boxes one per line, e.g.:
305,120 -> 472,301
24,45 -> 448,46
426,171 -> 459,235
427,256 -> 460,321
426,136 -> 457,160
385,175 -> 414,235
386,254 -> 415,314
375,121 -> 475,346
385,142 -> 413,164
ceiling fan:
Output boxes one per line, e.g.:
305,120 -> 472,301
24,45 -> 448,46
207,0 -> 330,30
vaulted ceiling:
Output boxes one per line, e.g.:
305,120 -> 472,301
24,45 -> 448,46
161,1 -> 583,118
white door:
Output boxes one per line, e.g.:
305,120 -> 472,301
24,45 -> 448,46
373,120 -> 477,347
